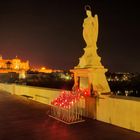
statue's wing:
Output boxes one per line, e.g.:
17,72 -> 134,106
94,14 -> 99,42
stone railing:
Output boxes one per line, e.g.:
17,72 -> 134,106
97,94 -> 140,132
0,83 -> 61,105
0,83 -> 140,132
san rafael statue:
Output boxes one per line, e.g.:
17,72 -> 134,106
76,6 -> 102,68
72,5 -> 110,95
83,7 -> 98,50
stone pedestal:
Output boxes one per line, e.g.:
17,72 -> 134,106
71,44 -> 110,94
71,67 -> 110,94
76,47 -> 102,69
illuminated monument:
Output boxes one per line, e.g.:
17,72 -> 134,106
50,6 -> 111,122
0,55 -> 29,71
72,6 -> 110,94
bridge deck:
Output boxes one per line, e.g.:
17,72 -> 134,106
0,90 -> 140,140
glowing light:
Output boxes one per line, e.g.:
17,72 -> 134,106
51,88 -> 90,110
41,67 -> 46,70
39,66 -> 52,73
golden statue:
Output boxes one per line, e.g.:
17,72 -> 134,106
83,6 -> 98,50
72,5 -> 111,94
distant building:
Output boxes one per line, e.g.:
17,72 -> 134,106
0,55 -> 29,74
37,67 -> 63,73
39,67 -> 53,73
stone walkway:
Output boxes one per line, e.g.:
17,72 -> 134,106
0,90 -> 140,140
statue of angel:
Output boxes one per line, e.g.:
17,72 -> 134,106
83,5 -> 99,48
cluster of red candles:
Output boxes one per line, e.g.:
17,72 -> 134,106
51,88 -> 90,109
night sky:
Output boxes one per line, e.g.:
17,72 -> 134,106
0,0 -> 139,72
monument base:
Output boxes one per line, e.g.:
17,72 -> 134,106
71,67 -> 110,94
76,47 -> 102,69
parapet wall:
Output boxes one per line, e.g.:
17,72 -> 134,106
97,95 -> 140,132
0,83 -> 61,105
0,83 -> 140,132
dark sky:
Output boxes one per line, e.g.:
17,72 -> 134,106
0,0 -> 139,72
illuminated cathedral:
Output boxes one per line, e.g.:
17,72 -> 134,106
0,55 -> 29,72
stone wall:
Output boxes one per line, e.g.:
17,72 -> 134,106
97,95 -> 140,132
0,83 -> 61,105
0,83 -> 140,132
